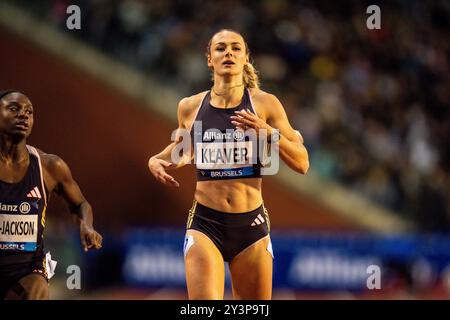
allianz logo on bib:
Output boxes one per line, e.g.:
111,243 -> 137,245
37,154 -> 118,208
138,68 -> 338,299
19,202 -> 31,214
0,202 -> 31,214
203,129 -> 245,141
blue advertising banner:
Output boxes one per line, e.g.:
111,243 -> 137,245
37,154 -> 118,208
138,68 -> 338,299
121,229 -> 450,291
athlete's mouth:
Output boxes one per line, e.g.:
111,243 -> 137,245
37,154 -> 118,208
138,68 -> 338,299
222,60 -> 235,65
14,121 -> 29,130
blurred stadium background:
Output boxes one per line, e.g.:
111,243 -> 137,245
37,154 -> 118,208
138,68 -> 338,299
0,0 -> 448,299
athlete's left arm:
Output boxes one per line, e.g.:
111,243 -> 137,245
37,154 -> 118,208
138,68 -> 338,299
232,93 -> 309,174
43,154 -> 103,251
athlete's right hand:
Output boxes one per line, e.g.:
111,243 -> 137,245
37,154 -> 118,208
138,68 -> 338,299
148,158 -> 180,187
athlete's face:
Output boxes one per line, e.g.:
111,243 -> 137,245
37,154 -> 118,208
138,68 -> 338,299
207,31 -> 249,77
0,93 -> 34,139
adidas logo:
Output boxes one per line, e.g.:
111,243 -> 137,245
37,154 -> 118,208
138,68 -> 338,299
27,186 -> 42,199
251,214 -> 265,226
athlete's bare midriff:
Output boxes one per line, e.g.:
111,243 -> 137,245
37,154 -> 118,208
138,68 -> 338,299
194,177 -> 263,213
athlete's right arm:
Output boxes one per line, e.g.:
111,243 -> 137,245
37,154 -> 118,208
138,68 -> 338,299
148,97 -> 193,187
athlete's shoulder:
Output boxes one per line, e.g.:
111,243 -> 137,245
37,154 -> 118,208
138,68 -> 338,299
35,148 -> 60,165
35,149 -> 71,180
179,91 -> 208,111
248,88 -> 280,106
248,88 -> 283,117
177,91 -> 209,122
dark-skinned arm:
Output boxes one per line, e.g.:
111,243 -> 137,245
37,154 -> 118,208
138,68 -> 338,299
45,155 -> 103,252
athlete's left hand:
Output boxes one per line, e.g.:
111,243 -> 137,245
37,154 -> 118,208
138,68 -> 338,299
80,222 -> 103,252
230,109 -> 274,137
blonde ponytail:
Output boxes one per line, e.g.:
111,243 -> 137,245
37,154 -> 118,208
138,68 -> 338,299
243,62 -> 260,89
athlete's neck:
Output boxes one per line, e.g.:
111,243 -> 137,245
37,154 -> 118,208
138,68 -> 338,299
211,76 -> 245,109
0,135 -> 28,164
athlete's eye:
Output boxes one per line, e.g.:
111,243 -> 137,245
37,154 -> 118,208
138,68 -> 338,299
233,47 -> 241,51
26,110 -> 33,115
216,47 -> 225,51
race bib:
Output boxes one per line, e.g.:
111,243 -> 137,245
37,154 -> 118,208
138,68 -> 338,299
195,141 -> 254,169
0,201 -> 39,252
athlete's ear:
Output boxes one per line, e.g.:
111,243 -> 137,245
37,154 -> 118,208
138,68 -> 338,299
207,54 -> 213,69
